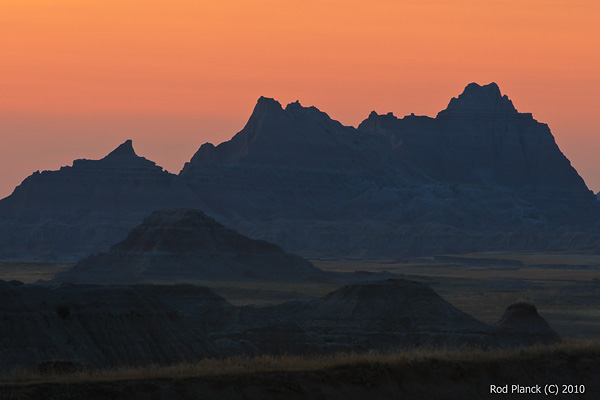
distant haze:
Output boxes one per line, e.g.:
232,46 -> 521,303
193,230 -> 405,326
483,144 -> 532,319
1,1 -> 599,198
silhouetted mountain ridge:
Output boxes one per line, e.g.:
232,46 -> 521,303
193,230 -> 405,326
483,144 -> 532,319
0,141 -> 202,260
182,95 -> 382,172
437,82 -> 517,116
1,82 -> 599,260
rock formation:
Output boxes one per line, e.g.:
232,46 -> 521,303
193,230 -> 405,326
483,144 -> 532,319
276,279 -> 521,350
0,140 -> 201,260
359,83 -> 595,219
52,209 -> 323,284
0,280 -> 219,372
497,302 -> 561,345
0,279 -> 560,373
180,83 -> 600,256
1,83 -> 599,260
179,96 -> 408,221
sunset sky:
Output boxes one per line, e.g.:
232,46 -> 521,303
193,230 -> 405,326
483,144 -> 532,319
1,0 -> 599,198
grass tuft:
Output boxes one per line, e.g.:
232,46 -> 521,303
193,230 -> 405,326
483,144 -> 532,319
2,339 -> 598,386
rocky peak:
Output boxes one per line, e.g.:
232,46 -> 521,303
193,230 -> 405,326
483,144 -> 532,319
110,208 -> 282,254
437,82 -> 517,117
283,100 -> 338,125
285,100 -> 304,111
284,100 -> 318,114
365,110 -> 398,121
52,208 -> 323,283
183,96 -> 355,170
252,96 -> 284,117
497,302 -> 560,344
250,97 -> 331,120
294,279 -> 492,334
101,139 -> 137,161
71,140 -> 161,170
231,97 -> 285,141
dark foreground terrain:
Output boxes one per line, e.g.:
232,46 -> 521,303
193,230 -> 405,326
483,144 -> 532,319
1,343 -> 598,400
1,278 -> 557,374
1,254 -> 598,398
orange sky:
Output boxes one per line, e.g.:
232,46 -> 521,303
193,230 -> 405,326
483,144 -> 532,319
1,0 -> 599,197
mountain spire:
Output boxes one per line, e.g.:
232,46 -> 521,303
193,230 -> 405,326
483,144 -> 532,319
437,82 -> 517,117
101,139 -> 138,161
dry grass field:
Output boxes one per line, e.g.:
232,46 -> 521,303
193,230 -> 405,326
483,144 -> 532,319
2,339 -> 597,384
1,340 -> 598,399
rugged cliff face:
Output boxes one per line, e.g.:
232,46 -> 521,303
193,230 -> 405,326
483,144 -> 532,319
1,83 -> 599,260
52,209 -> 323,284
179,83 -> 600,256
0,141 -> 201,261
359,83 -> 594,219
179,97 -> 411,221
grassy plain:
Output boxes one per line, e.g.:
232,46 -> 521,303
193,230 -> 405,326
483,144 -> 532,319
2,339 -> 598,384
1,340 -> 598,400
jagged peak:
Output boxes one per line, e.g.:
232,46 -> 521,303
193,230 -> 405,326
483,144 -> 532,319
101,139 -> 138,161
285,100 -> 343,127
67,139 -> 163,171
367,110 -> 397,118
284,100 -> 325,116
250,96 -> 334,123
437,82 -> 517,117
361,110 -> 399,127
250,97 -> 322,120
253,96 -> 284,114
285,100 -> 303,110
241,97 -> 286,129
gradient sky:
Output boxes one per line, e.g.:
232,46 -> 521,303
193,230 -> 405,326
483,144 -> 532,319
1,0 -> 599,198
